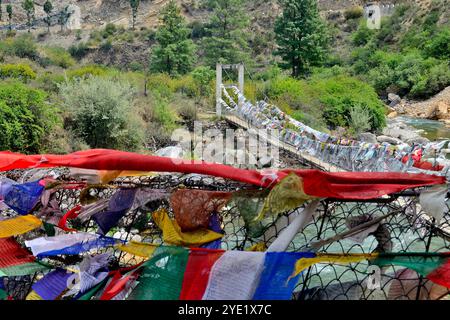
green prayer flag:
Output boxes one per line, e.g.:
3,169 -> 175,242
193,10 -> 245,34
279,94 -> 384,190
0,262 -> 49,277
127,246 -> 189,300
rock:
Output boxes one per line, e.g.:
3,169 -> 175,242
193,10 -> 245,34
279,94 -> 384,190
377,135 -> 403,145
155,146 -> 184,158
436,102 -> 449,118
66,5 -> 82,30
405,137 -> 430,145
257,155 -> 274,168
388,93 -> 402,107
387,111 -> 398,118
358,132 -> 377,144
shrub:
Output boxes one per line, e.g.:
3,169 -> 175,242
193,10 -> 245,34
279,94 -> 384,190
66,65 -> 108,79
191,66 -> 215,96
9,34 -> 39,60
172,75 -> 199,98
128,61 -> 144,72
176,99 -> 197,123
42,47 -> 75,68
68,42 -> 90,59
0,81 -> 57,153
349,105 -> 372,135
424,28 -> 450,60
102,23 -> 117,38
352,23 -> 375,46
0,63 -> 36,82
344,6 -> 364,20
36,72 -> 65,93
59,77 -> 144,151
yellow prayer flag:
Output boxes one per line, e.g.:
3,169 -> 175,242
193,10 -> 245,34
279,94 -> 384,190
255,173 -> 316,221
152,209 -> 223,247
246,242 -> 267,252
292,253 -> 378,278
26,290 -> 43,300
117,241 -> 158,258
0,215 -> 42,238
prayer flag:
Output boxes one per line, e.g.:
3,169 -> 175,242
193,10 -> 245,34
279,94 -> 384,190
0,215 -> 42,238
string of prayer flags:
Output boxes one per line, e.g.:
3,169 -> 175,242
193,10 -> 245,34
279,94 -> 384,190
0,215 -> 42,238
171,189 -> 231,231
152,209 -> 223,247
0,149 -> 445,200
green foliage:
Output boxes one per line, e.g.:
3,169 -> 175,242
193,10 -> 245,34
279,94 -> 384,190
42,47 -> 75,68
43,1 -> 53,32
352,22 -> 375,46
59,77 -> 144,151
0,81 -> 57,153
0,63 -> 36,82
274,0 -> 329,77
6,34 -> 39,60
191,66 -> 215,96
66,65 -> 109,79
6,4 -> 12,31
22,0 -> 35,33
150,1 -> 196,76
68,42 -> 90,59
424,28 -> 450,60
129,0 -> 141,29
348,105 -> 372,135
201,0 -> 251,67
344,6 -> 363,20
36,72 -> 65,93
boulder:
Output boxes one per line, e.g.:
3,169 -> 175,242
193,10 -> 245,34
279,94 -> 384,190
405,137 -> 430,145
377,135 -> 403,145
358,132 -> 377,144
387,111 -> 398,118
155,146 -> 184,158
388,93 -> 402,107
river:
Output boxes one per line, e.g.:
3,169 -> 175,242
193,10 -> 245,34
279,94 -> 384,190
396,116 -> 450,141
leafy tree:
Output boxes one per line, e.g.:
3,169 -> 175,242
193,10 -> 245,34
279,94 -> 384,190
274,0 -> 329,77
201,0 -> 251,67
150,1 -> 196,76
58,7 -> 69,32
0,81 -> 56,153
59,77 -> 144,151
129,0 -> 140,29
22,0 -> 35,33
43,1 -> 53,33
6,4 -> 12,31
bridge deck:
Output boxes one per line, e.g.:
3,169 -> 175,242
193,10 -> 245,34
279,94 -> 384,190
223,114 -> 346,173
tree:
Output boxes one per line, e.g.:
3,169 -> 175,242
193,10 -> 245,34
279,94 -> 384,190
6,4 -> 12,31
274,0 -> 329,77
43,1 -> 53,33
58,7 -> 69,32
150,1 -> 196,76
22,0 -> 35,33
0,0 -> 3,21
129,0 -> 140,29
201,0 -> 251,67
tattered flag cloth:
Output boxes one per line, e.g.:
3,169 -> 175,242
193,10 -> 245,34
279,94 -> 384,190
92,188 -> 137,234
202,251 -> 266,300
171,189 -> 231,231
117,241 -> 158,258
25,232 -> 121,258
0,238 -> 35,268
253,252 -> 315,300
152,209 -> 223,247
4,180 -> 45,215
127,246 -> 189,300
28,268 -> 73,300
180,248 -> 225,300
0,215 -> 42,238
0,149 -> 445,200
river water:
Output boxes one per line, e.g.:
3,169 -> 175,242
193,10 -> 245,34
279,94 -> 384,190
397,116 -> 450,141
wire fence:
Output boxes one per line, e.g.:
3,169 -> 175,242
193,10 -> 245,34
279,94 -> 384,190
1,167 -> 449,300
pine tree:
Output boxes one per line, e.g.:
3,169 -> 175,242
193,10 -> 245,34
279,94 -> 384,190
274,0 -> 329,77
129,0 -> 140,29
150,0 -> 196,76
201,0 -> 251,67
43,1 -> 53,33
22,0 -> 35,33
58,7 -> 69,32
6,4 -> 12,31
